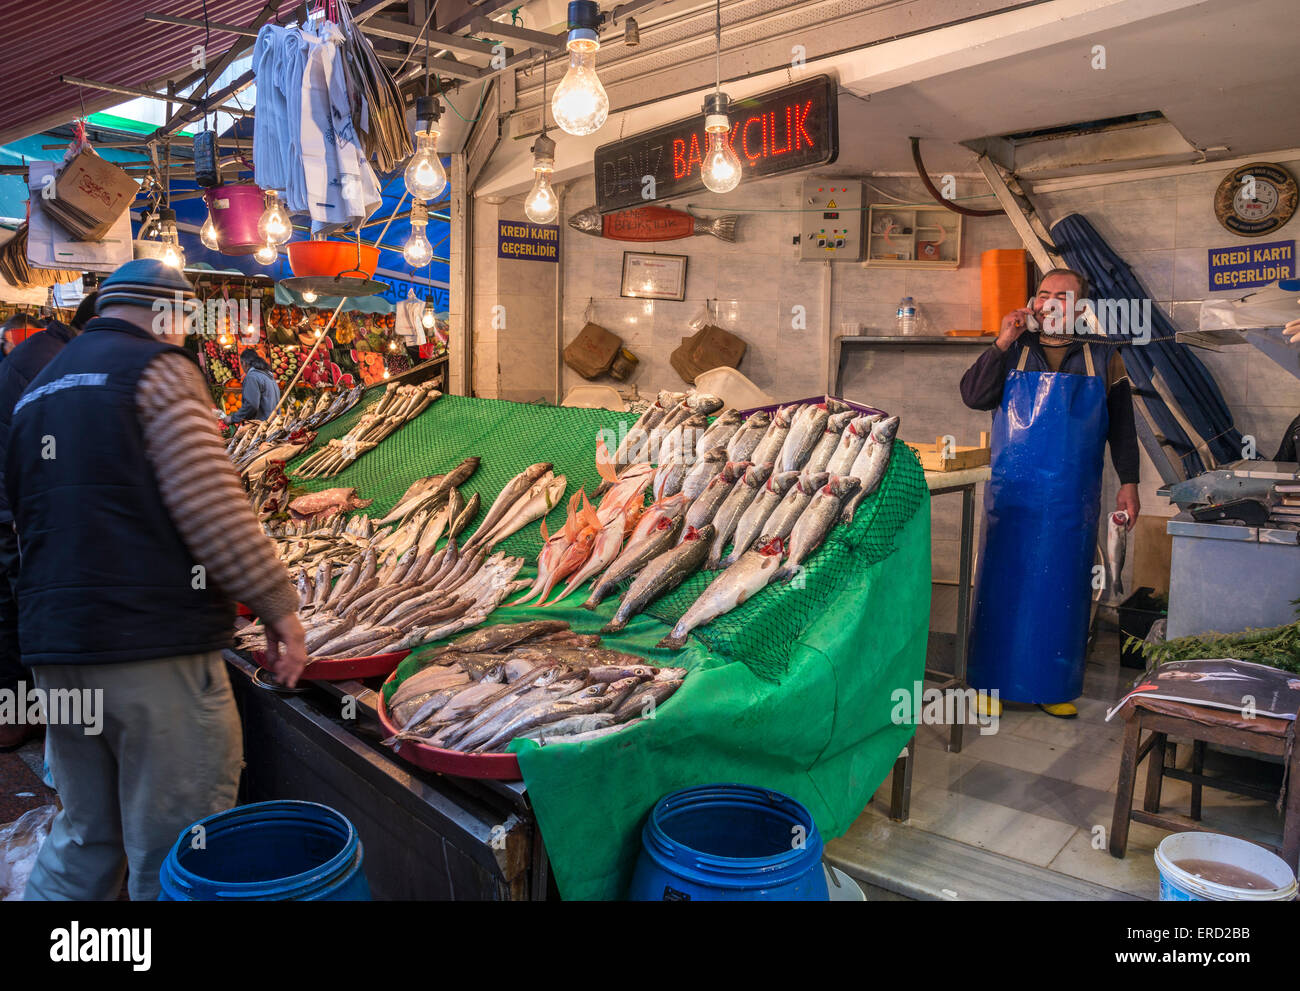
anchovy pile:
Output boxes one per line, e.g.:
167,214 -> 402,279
227,385 -> 364,476
294,381 -> 441,479
382,621 -> 686,753
570,393 -> 902,649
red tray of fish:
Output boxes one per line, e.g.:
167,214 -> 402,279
252,648 -> 410,682
375,669 -> 522,780
236,602 -> 255,618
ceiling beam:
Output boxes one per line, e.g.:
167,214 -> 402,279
469,17 -> 565,51
363,15 -> 500,59
143,13 -> 260,37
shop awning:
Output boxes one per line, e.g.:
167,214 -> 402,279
0,0 -> 300,146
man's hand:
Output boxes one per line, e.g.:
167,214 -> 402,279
262,613 -> 308,688
995,307 -> 1034,351
1117,484 -> 1140,530
1284,316 -> 1300,344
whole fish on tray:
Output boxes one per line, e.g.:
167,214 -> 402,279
774,475 -> 861,582
603,524 -> 714,633
568,205 -> 739,242
658,538 -> 785,649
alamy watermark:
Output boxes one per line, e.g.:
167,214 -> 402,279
1039,292 -> 1152,344
0,682 -> 103,735
151,291 -> 263,342
891,682 -> 1000,735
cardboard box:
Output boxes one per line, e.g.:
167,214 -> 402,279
48,149 -> 137,241
1132,513 -> 1173,597
563,321 -> 623,379
670,333 -> 706,384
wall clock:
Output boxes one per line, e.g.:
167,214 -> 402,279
1214,162 -> 1298,237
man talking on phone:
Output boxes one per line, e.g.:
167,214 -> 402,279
959,268 -> 1140,718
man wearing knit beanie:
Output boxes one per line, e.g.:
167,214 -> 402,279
5,259 -> 306,900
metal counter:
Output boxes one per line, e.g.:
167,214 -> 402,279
223,650 -> 550,901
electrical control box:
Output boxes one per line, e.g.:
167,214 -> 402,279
799,177 -> 863,261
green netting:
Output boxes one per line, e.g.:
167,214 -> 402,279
291,396 -> 932,899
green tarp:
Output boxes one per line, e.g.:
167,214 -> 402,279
292,394 -> 931,900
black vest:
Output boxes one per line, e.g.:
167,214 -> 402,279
5,318 -> 234,665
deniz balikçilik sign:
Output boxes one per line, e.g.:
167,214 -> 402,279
594,75 -> 839,214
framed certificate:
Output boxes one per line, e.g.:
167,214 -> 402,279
620,251 -> 688,301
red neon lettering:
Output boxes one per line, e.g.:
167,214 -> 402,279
672,138 -> 687,179
686,132 -> 703,176
769,109 -> 790,156
742,115 -> 764,164
794,100 -> 814,150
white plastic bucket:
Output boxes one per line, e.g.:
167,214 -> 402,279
1154,832 -> 1297,901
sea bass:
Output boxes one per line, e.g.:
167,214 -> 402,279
584,514 -> 685,608
759,471 -> 829,544
1106,510 -> 1130,600
777,405 -> 829,473
707,462 -> 773,569
722,470 -> 800,566
803,410 -> 857,474
603,524 -> 714,633
680,446 -> 728,501
825,414 -> 880,477
725,410 -> 771,463
774,475 -> 861,581
750,405 -> 796,467
682,462 -> 746,537
841,415 -> 900,523
658,538 -> 785,649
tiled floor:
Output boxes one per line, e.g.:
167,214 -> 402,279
829,624 -> 1292,899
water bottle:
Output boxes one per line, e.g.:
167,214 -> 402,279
896,296 -> 917,336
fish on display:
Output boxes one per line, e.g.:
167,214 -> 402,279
568,205 -> 739,242
652,454 -> 687,502
759,471 -> 829,544
774,476 -> 861,582
777,404 -> 829,473
546,509 -> 626,606
682,462 -> 746,536
289,487 -> 373,520
467,463 -> 554,547
706,462 -> 773,569
1106,510 -> 1129,600
722,469 -> 799,567
603,524 -> 715,633
658,538 -> 785,649
749,405 -> 795,467
841,415 -> 900,523
825,414 -> 880,477
584,514 -> 685,609
470,470 -> 567,550
725,409 -> 770,463
695,409 -> 744,453
680,447 -> 728,501
803,410 -> 857,474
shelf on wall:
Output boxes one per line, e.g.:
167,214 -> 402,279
865,204 -> 963,270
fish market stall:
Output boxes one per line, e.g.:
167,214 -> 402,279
230,387 -> 928,898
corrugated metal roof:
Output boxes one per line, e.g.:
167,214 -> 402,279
0,0 -> 302,145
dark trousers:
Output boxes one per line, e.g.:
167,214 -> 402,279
0,522 -> 25,693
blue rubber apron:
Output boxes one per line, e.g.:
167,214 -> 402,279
967,342 -> 1108,704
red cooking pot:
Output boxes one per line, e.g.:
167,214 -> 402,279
288,241 -> 380,279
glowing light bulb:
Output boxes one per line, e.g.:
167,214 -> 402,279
254,242 -> 277,265
257,191 -> 291,245
161,242 -> 185,269
382,368 -> 391,380
552,44 -> 608,136
700,94 -> 742,193
388,340 -> 398,352
403,225 -> 433,267
200,214 -> 220,250
421,309 -> 435,329
525,134 -> 559,224
301,290 -> 318,304
404,129 -> 447,200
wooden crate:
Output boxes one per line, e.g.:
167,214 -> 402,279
905,432 -> 990,472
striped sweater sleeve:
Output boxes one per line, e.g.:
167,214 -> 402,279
136,353 -> 298,622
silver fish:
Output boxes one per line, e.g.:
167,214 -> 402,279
603,524 -> 714,633
750,404 -> 796,467
722,470 -> 800,566
803,410 -> 856,474
842,415 -> 900,523
775,475 -> 861,581
725,410 -> 771,463
658,539 -> 785,649
825,414 -> 880,477
759,471 -> 829,544
777,404 -> 829,473
1106,510 -> 1129,600
680,447 -> 728,501
707,463 -> 773,568
584,514 -> 685,608
681,461 -> 746,537
695,409 -> 744,453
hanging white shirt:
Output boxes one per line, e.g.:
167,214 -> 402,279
395,289 -> 427,346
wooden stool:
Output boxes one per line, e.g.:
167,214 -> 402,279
1110,695 -> 1299,871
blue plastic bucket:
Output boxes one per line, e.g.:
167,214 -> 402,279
628,784 -> 830,901
159,801 -> 370,901
1154,832 -> 1296,902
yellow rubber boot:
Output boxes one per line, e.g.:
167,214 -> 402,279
975,694 -> 1002,718
1038,702 -> 1078,719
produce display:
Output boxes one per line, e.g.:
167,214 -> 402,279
516,391 -> 901,650
294,380 -> 441,479
381,621 -> 686,752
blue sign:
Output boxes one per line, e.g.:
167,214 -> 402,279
498,221 -> 559,262
379,277 -> 449,310
1208,239 -> 1295,291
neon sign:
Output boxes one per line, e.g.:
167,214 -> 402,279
594,75 -> 838,213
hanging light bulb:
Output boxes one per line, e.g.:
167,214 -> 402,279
404,199 -> 434,267
156,208 -> 186,269
254,242 -> 277,265
257,190 -> 292,245
405,97 -> 448,200
552,1 -> 608,136
301,289 -> 318,304
200,213 -> 220,251
421,307 -> 435,329
388,339 -> 398,352
525,135 -> 559,224
699,0 -> 741,194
